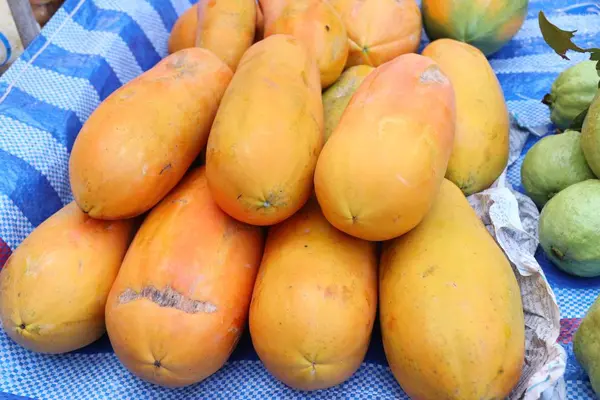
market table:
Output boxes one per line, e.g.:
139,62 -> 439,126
0,0 -> 599,399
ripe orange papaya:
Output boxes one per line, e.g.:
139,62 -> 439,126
195,0 -> 257,71
249,198 -> 377,390
206,34 -> 323,226
260,0 -> 349,88
329,0 -> 422,68
168,5 -> 198,54
0,202 -> 135,354
380,178 -> 525,399
314,53 -> 455,241
69,48 -> 232,220
105,167 -> 264,388
422,38 -> 509,195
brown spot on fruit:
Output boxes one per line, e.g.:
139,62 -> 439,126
118,286 -> 217,314
160,163 -> 172,175
422,265 -> 438,278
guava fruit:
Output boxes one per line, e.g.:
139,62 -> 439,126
543,60 -> 600,131
521,130 -> 596,208
582,90 -> 600,178
574,294 -> 600,397
539,179 -> 600,277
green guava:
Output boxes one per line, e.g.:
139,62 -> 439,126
582,90 -> 600,178
574,294 -> 600,397
521,130 -> 596,208
539,179 -> 600,277
543,60 -> 600,131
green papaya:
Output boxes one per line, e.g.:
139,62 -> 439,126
582,90 -> 600,177
322,65 -> 374,143
538,179 -> 600,277
421,0 -> 529,56
521,130 -> 596,208
574,294 -> 600,397
544,61 -> 600,131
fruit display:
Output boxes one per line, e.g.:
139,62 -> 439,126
422,38 -> 510,196
380,178 -> 525,399
421,0 -> 529,56
521,130 -> 596,208
12,0 -> 600,398
543,61 -> 600,131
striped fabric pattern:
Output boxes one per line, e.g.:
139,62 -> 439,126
0,0 -> 599,398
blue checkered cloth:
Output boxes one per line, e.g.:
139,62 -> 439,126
0,0 -> 599,399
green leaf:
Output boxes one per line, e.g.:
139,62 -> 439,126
538,11 -> 600,84
569,107 -> 590,131
538,11 -> 586,59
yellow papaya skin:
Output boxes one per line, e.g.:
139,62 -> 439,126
195,0 -> 257,72
249,198 -> 377,390
206,34 -> 324,226
260,0 -> 349,88
69,48 -> 233,220
0,202 -> 135,354
422,39 -> 509,195
380,179 -> 525,400
322,65 -> 374,142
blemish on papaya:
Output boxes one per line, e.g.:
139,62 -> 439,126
118,286 -> 217,314
420,65 -> 448,85
324,285 -> 337,299
160,163 -> 172,175
325,25 -> 330,32
422,265 -> 438,278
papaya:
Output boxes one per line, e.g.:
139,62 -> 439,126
582,91 -> 600,178
249,198 -> 377,390
206,34 -> 323,226
422,39 -> 509,195
314,53 -> 455,241
69,48 -> 232,220
322,65 -> 374,142
195,0 -> 257,72
0,202 -> 135,354
168,4 -> 198,54
421,0 -> 529,56
328,0 -> 422,68
260,0 -> 349,88
105,167 -> 264,388
544,61 -> 600,132
380,178 -> 525,400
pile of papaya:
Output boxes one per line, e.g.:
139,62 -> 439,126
1,0 -> 540,398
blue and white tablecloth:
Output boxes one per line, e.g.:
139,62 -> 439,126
0,0 -> 599,399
